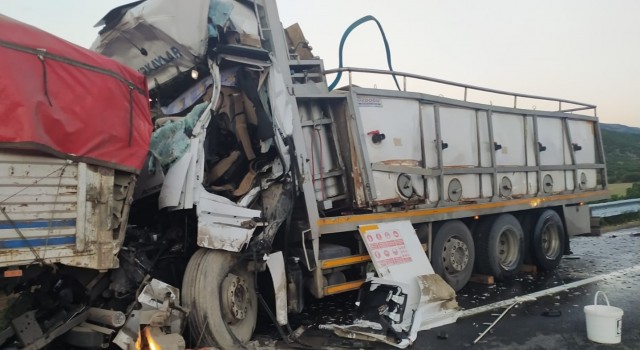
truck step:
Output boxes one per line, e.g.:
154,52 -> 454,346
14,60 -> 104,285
321,254 -> 371,270
320,244 -> 428,270
324,279 -> 365,296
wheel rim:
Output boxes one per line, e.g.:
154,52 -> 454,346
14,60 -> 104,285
497,227 -> 519,269
442,237 -> 470,273
221,273 -> 250,325
541,221 -> 561,260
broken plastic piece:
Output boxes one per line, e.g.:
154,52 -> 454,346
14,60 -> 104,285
542,309 -> 562,317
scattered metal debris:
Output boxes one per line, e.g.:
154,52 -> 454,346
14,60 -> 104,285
473,301 -> 519,344
542,310 -> 562,317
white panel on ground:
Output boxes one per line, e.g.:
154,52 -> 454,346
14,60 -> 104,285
325,221 -> 460,348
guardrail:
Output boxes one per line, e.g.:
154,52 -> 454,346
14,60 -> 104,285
589,198 -> 640,218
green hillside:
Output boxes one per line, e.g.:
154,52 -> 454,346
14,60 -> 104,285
601,125 -> 640,184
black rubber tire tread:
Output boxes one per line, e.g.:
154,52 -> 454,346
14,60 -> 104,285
474,214 -> 525,281
182,249 -> 214,346
531,209 -> 565,271
192,249 -> 258,349
519,211 -> 539,265
431,220 -> 475,291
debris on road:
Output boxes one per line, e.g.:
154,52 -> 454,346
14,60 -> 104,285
473,301 -> 519,344
113,279 -> 187,350
542,309 -> 562,317
322,221 -> 459,348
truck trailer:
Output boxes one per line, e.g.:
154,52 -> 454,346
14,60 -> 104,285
0,0 -> 608,349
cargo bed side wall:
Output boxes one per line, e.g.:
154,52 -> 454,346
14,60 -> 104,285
0,151 -> 134,270
345,90 -> 605,211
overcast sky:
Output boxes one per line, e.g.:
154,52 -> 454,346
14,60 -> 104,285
1,0 -> 638,126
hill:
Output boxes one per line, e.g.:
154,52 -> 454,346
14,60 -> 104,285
600,123 -> 640,135
600,123 -> 640,183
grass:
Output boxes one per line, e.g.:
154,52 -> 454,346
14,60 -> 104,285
608,182 -> 633,197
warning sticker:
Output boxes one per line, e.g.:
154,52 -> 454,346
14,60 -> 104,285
359,220 -> 434,279
363,229 -> 412,268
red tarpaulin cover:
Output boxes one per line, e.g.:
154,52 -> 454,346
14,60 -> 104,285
0,15 -> 152,173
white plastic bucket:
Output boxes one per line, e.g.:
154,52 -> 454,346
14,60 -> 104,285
584,291 -> 623,344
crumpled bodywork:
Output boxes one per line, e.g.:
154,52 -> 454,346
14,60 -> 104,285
323,221 -> 459,348
94,0 -> 292,254
91,0 -> 211,89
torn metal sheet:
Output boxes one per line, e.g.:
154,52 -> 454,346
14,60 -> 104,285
326,221 -> 459,348
359,221 -> 434,282
91,0 -> 211,89
113,279 -> 187,350
162,75 -> 214,115
325,324 -> 411,349
138,279 -> 180,309
112,310 -> 140,350
266,251 -> 288,326
196,185 -> 261,252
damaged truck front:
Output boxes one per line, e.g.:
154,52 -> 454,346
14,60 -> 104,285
92,0 -> 297,348
88,0 -> 609,348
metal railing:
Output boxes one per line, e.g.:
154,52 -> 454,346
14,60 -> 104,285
324,67 -> 597,115
589,198 -> 640,218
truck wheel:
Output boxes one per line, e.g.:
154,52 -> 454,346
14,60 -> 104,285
531,210 -> 565,271
182,248 -> 258,348
475,214 -> 524,280
431,220 -> 475,291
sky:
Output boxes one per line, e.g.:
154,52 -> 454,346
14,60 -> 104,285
1,0 -> 638,127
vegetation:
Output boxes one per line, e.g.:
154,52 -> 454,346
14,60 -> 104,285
608,183 -> 633,197
601,211 -> 640,226
625,182 -> 640,199
601,125 -> 640,184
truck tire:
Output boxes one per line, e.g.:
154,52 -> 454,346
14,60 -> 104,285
531,209 -> 565,271
182,249 -> 257,348
431,220 -> 475,291
475,214 -> 524,280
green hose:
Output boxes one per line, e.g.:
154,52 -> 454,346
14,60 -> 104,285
328,15 -> 401,91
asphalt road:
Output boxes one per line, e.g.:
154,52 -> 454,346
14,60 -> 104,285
265,226 -> 640,350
